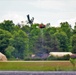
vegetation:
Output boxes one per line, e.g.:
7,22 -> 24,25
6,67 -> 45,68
70,58 -> 76,70
0,20 -> 76,60
0,61 -> 75,71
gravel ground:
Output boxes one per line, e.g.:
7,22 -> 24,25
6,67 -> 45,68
0,71 -> 76,75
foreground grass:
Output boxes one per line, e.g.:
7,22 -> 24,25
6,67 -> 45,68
0,61 -> 76,71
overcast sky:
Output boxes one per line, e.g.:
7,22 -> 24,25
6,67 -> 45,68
0,0 -> 76,28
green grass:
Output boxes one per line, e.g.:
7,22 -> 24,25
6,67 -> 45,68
0,61 -> 76,71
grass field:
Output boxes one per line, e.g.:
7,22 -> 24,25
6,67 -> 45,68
0,61 -> 76,71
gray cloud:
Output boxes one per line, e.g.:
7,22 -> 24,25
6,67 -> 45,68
0,0 -> 76,28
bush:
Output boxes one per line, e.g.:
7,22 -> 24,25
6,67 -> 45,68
47,54 -> 70,60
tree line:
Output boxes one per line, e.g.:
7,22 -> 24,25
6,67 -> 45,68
0,20 -> 76,60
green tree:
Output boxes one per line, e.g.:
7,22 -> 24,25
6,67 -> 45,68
73,24 -> 76,34
0,29 -> 12,53
5,46 -> 15,59
71,34 -> 76,53
29,28 -> 41,54
0,20 -> 14,32
43,28 -> 60,53
54,31 -> 69,52
60,22 -> 72,38
21,25 -> 30,34
60,22 -> 73,51
10,30 -> 28,59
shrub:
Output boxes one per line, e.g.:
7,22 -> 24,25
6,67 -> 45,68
47,54 -> 70,60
